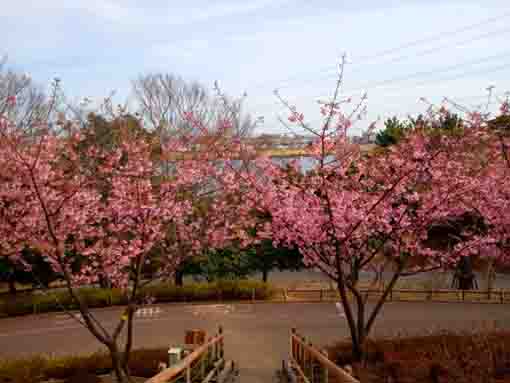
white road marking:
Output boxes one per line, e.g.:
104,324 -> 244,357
186,304 -> 235,317
135,306 -> 163,318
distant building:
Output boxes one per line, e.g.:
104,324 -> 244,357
351,130 -> 376,144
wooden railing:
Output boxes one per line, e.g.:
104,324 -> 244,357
287,328 -> 359,383
146,327 -> 234,383
282,287 -> 510,304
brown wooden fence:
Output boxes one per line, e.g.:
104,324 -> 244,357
146,326 -> 235,383
287,328 -> 359,383
282,287 -> 510,304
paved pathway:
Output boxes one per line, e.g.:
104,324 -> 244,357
1,302 -> 509,382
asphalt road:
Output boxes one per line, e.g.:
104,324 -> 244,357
1,301 -> 509,382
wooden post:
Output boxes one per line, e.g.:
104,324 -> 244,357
462,289 -> 465,301
219,326 -> 224,359
309,342 -> 314,383
301,336 -> 306,368
200,353 -> 206,380
303,341 -> 308,381
207,336 -> 212,368
321,349 -> 329,383
302,342 -> 307,379
252,287 -> 255,302
213,335 -> 218,362
304,341 -> 309,380
186,365 -> 191,383
291,328 -> 296,360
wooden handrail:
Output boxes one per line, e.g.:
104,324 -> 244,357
202,359 -> 225,383
291,330 -> 360,383
146,333 -> 224,383
289,354 -> 311,383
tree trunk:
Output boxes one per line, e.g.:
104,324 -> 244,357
486,259 -> 495,290
262,268 -> 269,283
8,278 -> 16,295
99,275 -> 112,289
110,346 -> 131,383
351,336 -> 364,362
174,269 -> 184,287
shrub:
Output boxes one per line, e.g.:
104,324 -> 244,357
108,288 -> 128,306
65,371 -> 102,383
191,284 -> 217,301
140,279 -> 274,302
77,288 -> 112,307
0,280 -> 275,317
0,356 -> 46,383
127,348 -> 168,378
2,296 -> 35,316
139,284 -> 178,302
0,348 -> 168,382
33,291 -> 73,313
326,329 -> 510,383
43,352 -> 111,380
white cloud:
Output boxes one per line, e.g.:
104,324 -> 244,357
149,38 -> 212,60
3,0 -> 510,136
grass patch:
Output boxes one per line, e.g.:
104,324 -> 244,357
326,329 -> 510,382
0,280 -> 275,317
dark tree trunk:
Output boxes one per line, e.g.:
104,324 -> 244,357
453,256 -> 476,290
8,278 -> 16,295
109,346 -> 131,383
262,268 -> 269,283
174,269 -> 184,287
99,275 -> 111,289
351,339 -> 364,362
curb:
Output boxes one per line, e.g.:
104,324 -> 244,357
2,293 -> 509,320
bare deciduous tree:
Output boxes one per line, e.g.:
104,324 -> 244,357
131,73 -> 254,141
0,59 -> 52,136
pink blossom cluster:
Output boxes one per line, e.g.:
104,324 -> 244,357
0,114 -> 262,290
249,100 -> 510,280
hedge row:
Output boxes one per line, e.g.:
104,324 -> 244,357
326,329 -> 510,382
0,280 -> 275,317
0,348 -> 168,382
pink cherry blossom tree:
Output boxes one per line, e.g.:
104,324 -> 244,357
0,82 -> 261,382
251,60 -> 510,361
0,125 -> 179,381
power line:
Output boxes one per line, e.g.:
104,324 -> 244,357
401,62 -> 510,91
339,51 -> 510,96
250,53 -> 510,113
257,64 -> 510,130
353,11 -> 510,62
249,10 -> 510,92
278,27 -> 510,91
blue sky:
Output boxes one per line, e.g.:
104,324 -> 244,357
3,0 -> 510,135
